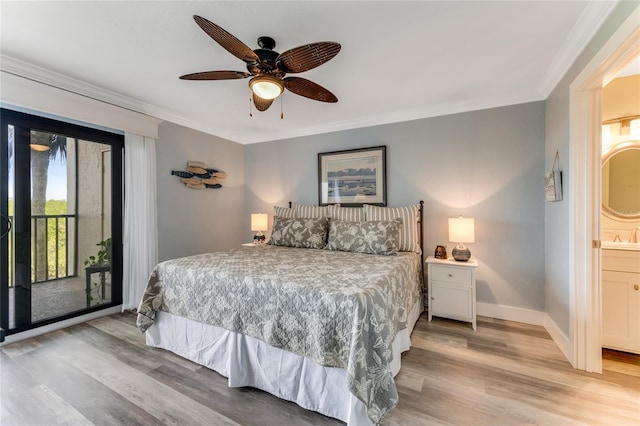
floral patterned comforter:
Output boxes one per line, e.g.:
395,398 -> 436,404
137,245 -> 422,424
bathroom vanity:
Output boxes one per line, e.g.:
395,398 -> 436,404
602,245 -> 640,354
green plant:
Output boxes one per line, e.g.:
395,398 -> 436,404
85,238 -> 112,304
84,238 -> 112,267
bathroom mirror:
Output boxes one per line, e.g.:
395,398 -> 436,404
602,143 -> 640,220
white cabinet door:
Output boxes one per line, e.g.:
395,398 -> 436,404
431,282 -> 473,321
602,270 -> 640,354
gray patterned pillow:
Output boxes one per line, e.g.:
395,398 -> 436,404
364,204 -> 421,253
326,219 -> 401,255
268,216 -> 329,249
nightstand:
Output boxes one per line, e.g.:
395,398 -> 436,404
426,256 -> 479,330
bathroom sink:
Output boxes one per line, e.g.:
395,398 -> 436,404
602,241 -> 640,251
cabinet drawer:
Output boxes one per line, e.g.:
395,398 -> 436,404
602,250 -> 640,273
430,265 -> 472,285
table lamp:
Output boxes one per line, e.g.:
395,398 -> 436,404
251,213 -> 268,244
448,217 -> 475,261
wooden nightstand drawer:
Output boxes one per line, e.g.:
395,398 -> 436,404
430,266 -> 472,285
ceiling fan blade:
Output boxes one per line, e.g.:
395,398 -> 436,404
276,42 -> 341,73
253,94 -> 274,112
284,77 -> 338,103
179,70 -> 251,80
193,15 -> 259,63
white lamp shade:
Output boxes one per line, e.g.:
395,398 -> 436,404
448,217 -> 475,243
251,213 -> 268,232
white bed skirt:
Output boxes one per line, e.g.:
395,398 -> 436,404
146,299 -> 423,425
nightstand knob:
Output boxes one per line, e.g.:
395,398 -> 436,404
448,273 -> 453,278
634,284 -> 639,291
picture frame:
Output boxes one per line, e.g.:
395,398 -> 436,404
545,150 -> 563,202
318,146 -> 387,206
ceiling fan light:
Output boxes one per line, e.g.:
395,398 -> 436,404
250,76 -> 283,100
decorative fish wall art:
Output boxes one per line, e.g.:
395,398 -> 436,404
171,161 -> 227,190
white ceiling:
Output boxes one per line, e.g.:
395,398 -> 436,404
0,1 -> 617,144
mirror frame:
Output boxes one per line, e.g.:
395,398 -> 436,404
602,140 -> 640,221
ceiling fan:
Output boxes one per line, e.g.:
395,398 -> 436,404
179,15 -> 341,112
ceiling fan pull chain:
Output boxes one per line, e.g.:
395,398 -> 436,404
280,93 -> 284,119
249,96 -> 253,117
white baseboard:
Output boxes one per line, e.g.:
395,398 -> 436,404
476,302 -> 545,326
543,313 -> 574,366
475,303 -> 573,365
0,305 -> 123,346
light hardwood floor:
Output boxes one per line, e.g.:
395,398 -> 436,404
1,312 -> 639,425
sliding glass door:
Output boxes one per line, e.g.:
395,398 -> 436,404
0,109 -> 123,335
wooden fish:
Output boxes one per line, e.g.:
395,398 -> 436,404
171,170 -> 194,178
187,166 -> 209,177
186,183 -> 206,190
173,164 -> 225,189
180,177 -> 202,185
213,172 -> 227,180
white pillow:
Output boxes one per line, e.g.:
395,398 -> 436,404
274,205 -> 296,218
293,203 -> 329,219
327,205 -> 365,222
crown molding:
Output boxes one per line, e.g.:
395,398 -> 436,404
0,55 -> 243,142
537,1 -> 619,98
1,54 -> 542,145
1,42 -> 579,145
240,91 -> 542,145
1,55 -> 150,114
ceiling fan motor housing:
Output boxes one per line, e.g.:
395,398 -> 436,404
248,45 -> 281,76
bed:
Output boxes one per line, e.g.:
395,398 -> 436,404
137,202 -> 425,425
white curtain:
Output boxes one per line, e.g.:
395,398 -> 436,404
123,132 -> 158,310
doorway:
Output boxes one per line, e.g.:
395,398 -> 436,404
600,66 -> 640,357
0,109 -> 123,336
570,9 -> 640,372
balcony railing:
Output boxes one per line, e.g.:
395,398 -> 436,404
7,214 -> 77,287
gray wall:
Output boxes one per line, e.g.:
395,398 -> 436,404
245,101 -> 546,312
544,1 -> 639,337
156,121 -> 245,262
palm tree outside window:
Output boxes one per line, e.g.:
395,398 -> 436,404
30,132 -> 67,282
